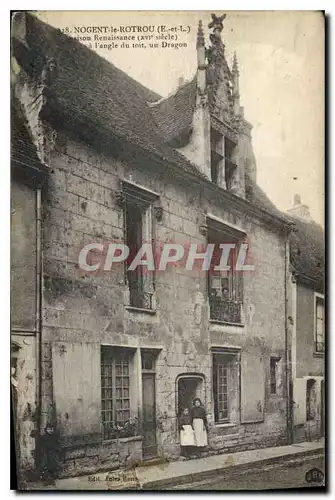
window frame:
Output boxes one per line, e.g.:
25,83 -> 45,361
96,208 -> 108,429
122,181 -> 159,311
306,378 -> 317,422
314,292 -> 325,355
101,346 -> 134,438
270,357 -> 281,395
212,349 -> 240,425
206,216 -> 246,325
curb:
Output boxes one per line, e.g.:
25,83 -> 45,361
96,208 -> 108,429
139,448 -> 324,490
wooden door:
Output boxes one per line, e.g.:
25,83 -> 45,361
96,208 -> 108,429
142,373 -> 157,458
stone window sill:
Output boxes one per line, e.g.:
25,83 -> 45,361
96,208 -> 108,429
210,319 -> 244,328
212,422 -> 238,429
125,306 -> 156,315
313,352 -> 324,358
102,435 -> 143,445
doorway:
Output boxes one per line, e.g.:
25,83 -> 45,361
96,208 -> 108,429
176,374 -> 205,416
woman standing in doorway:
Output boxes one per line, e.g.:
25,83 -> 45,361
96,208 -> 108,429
179,408 -> 195,458
191,398 -> 208,449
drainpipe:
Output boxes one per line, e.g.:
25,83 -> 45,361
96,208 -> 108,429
284,236 -> 293,444
36,187 -> 42,443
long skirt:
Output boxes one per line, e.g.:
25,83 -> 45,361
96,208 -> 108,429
180,424 -> 195,446
193,418 -> 208,447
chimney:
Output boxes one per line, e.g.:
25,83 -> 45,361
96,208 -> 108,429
286,194 -> 311,221
293,193 -> 301,206
178,76 -> 185,88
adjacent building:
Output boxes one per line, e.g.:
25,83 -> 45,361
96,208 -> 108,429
287,195 -> 325,442
11,12 -> 320,481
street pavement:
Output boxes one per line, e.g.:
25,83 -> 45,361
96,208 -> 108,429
26,439 -> 325,491
166,455 -> 325,490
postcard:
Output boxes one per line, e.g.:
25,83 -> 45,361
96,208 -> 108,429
11,10 -> 325,491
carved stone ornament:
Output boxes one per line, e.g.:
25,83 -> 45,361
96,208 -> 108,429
115,192 -> 125,208
154,206 -> 163,222
199,225 -> 208,236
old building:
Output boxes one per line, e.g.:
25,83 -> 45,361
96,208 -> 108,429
286,195 -> 325,443
11,92 -> 49,481
11,12 -> 296,480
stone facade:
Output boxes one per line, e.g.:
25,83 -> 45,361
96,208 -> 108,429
10,12 -> 298,481
11,176 -> 41,481
59,437 -> 142,478
37,132 -> 290,472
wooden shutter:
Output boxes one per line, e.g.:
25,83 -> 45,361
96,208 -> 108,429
52,342 -> 101,439
294,378 -> 306,425
241,348 -> 265,423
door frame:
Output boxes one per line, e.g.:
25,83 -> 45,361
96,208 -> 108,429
175,373 -> 206,417
141,350 -> 158,459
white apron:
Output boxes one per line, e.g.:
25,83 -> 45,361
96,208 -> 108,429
193,418 -> 208,447
180,424 -> 195,446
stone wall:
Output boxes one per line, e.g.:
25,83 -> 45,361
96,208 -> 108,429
39,129 -> 289,469
59,436 -> 143,478
11,335 -> 38,478
296,283 -> 324,379
11,179 -> 39,479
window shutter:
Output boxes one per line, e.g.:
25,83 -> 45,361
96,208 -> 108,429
52,342 -> 101,439
294,378 -> 306,425
241,348 -> 265,423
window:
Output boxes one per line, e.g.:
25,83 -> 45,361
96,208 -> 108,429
216,362 -> 229,420
126,199 -> 148,308
210,128 -> 223,184
101,346 -> 133,438
207,220 -> 244,324
213,351 -> 240,424
306,378 -> 317,421
141,350 -> 156,371
224,137 -> 237,191
123,182 -> 158,310
315,295 -> 324,353
209,131 -> 238,191
270,357 -> 281,394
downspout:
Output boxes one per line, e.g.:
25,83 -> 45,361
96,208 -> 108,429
35,187 -> 42,448
284,236 -> 293,444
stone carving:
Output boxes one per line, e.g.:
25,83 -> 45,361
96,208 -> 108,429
154,206 -> 163,222
208,13 -> 226,36
115,192 -> 125,208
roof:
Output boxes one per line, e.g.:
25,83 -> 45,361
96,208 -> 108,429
12,12 -> 204,180
150,77 -> 197,144
12,12 -> 289,228
244,173 -> 291,222
288,215 -> 324,287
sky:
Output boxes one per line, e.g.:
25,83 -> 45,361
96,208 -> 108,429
36,10 -> 324,226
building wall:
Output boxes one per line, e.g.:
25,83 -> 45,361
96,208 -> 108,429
11,179 -> 38,478
292,282 -> 324,442
296,283 -> 324,379
38,129 -> 289,475
11,336 -> 37,475
11,179 -> 37,331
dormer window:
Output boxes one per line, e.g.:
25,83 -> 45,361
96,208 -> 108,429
210,128 -> 238,191
224,137 -> 237,190
210,128 -> 223,184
